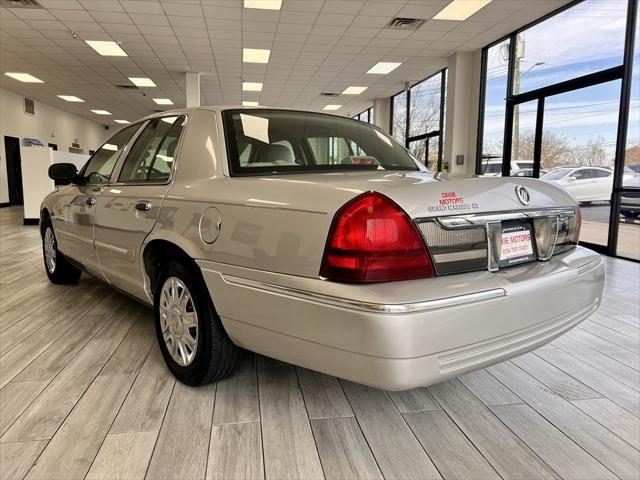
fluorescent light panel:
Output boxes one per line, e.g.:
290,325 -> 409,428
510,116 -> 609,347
114,119 -> 130,124
342,86 -> 367,95
367,62 -> 402,74
323,104 -> 342,111
128,77 -> 156,87
85,40 -> 127,56
243,48 -> 270,63
243,82 -> 263,92
244,0 -> 282,10
243,101 -> 259,107
153,98 -> 173,105
91,109 -> 111,115
433,0 -> 492,21
57,95 -> 84,102
4,72 -> 43,83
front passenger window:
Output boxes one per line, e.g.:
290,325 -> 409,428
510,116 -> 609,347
118,116 -> 185,183
82,124 -> 139,184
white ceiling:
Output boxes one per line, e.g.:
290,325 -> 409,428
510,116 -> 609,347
0,0 -> 571,124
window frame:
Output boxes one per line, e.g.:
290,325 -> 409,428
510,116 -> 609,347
353,107 -> 373,124
389,68 -> 446,171
475,0 -> 638,260
108,114 -> 189,187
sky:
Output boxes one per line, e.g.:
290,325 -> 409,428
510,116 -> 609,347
481,0 -> 639,165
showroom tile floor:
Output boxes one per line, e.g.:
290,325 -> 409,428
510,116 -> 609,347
0,206 -> 638,480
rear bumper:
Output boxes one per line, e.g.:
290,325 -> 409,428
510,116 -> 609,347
198,246 -> 604,390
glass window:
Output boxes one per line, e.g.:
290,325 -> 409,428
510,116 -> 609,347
623,10 -> 639,187
409,75 -> 441,137
514,0 -> 627,94
510,99 -> 537,175
391,91 -> 407,145
238,143 -> 253,165
480,39 -> 510,175
224,109 -> 418,174
617,181 -> 639,259
540,81 -> 621,247
308,137 -> 352,165
118,116 -> 185,183
81,125 -> 139,184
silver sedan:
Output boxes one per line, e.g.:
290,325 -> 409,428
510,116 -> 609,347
41,107 -> 604,390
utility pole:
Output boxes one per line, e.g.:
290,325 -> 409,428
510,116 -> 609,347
513,36 -> 524,161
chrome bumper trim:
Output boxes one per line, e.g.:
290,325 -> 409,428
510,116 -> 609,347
221,274 -> 506,314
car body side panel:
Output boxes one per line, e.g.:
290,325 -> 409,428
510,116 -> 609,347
44,184 -> 103,276
94,184 -> 172,300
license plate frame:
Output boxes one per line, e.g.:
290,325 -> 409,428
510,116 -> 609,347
499,220 -> 536,268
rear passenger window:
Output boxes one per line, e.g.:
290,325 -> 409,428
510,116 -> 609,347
118,116 -> 185,183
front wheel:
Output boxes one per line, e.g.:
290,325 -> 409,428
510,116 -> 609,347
42,219 -> 82,284
154,260 -> 238,386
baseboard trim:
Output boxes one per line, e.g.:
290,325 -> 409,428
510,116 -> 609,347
23,218 -> 39,226
0,202 -> 10,208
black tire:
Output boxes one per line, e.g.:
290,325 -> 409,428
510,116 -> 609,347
41,218 -> 82,284
154,259 -> 238,386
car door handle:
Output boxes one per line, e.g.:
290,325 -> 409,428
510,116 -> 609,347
86,197 -> 96,206
135,200 -> 152,211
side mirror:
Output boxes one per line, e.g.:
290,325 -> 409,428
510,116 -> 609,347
566,175 -> 577,182
48,163 -> 79,185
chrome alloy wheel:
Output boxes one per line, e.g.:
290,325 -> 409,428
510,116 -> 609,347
44,227 -> 56,274
159,277 -> 198,367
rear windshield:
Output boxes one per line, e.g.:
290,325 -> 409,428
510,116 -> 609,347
223,109 -> 419,175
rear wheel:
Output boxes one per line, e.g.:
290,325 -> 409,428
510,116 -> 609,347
154,259 -> 238,386
42,219 -> 82,284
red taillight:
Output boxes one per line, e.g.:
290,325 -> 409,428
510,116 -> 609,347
320,192 -> 435,282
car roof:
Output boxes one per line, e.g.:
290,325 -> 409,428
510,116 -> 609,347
139,105 -> 348,121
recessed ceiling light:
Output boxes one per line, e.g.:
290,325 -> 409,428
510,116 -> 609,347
114,119 -> 130,124
153,98 -> 173,105
243,101 -> 259,107
128,77 -> 156,87
367,62 -> 402,74
91,109 -> 111,115
433,0 -> 492,21
323,104 -> 342,111
4,72 -> 43,83
85,40 -> 127,57
342,86 -> 368,95
57,95 -> 84,102
243,82 -> 263,92
244,0 -> 282,10
243,48 -> 270,64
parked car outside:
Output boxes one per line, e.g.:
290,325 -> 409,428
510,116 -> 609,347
480,159 -> 534,176
41,107 -> 604,390
621,175 -> 640,219
541,166 -> 613,203
512,168 -> 548,177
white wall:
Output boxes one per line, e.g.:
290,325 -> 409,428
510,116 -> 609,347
443,50 -> 483,177
0,88 -> 109,204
